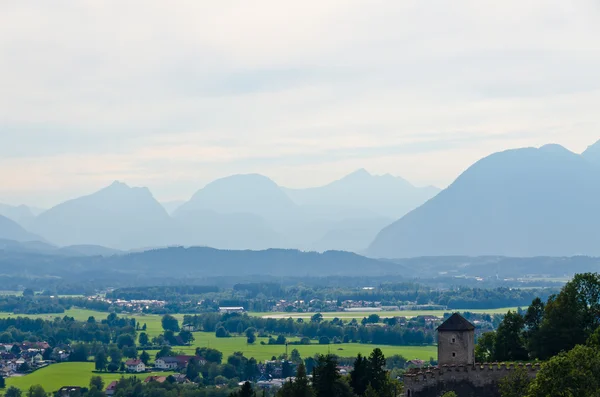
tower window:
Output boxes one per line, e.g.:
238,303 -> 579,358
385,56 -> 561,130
452,352 -> 456,357
452,337 -> 456,343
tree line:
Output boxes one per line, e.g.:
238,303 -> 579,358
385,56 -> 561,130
183,313 -> 435,346
476,273 -> 600,397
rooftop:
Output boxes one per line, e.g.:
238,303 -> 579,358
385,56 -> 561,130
437,313 -> 475,332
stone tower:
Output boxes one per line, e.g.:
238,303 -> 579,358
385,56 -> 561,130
437,313 -> 475,366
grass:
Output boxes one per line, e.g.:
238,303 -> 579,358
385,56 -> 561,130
3,362 -> 164,394
164,332 -> 437,362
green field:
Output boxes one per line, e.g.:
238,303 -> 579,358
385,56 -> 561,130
4,363 -> 164,394
153,332 -> 437,362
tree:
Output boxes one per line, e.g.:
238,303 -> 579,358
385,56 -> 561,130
22,288 -> 34,297
179,330 -> 193,344
366,314 -> 380,324
246,328 -> 256,345
87,316 -> 96,324
27,385 -> 46,397
139,332 -> 149,346
527,345 -> 600,397
140,351 -> 150,366
276,335 -> 287,345
441,393 -> 457,397
230,381 -> 255,397
161,314 -> 180,332
290,349 -> 302,364
95,350 -> 108,372
367,348 -> 390,396
498,366 -> 531,397
89,376 -> 104,391
536,273 -> 600,359
107,362 -> 119,373
311,313 -> 323,323
282,361 -> 294,378
5,386 -> 21,397
155,346 -> 172,360
69,344 -> 89,362
494,311 -> 527,361
186,357 -> 201,382
10,345 -> 20,356
117,334 -> 136,349
475,332 -> 496,363
318,336 -> 330,345
0,376 -> 5,389
350,354 -> 369,396
277,363 -> 314,397
19,362 -> 31,373
216,327 -> 230,338
196,347 -> 223,364
312,355 -> 354,397
122,346 -> 138,359
108,345 -> 122,364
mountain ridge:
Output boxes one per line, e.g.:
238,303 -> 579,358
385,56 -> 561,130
368,144 -> 600,258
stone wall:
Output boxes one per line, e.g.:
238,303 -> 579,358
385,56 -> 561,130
438,330 -> 474,366
404,363 -> 540,397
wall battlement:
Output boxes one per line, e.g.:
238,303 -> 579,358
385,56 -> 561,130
404,363 -> 540,397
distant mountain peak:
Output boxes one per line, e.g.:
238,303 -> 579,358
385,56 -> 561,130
346,168 -> 371,178
582,139 -> 600,164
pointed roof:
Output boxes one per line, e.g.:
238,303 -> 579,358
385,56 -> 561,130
437,313 -> 475,332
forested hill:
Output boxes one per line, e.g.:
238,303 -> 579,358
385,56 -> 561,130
0,246 -> 400,281
2,246 -> 599,290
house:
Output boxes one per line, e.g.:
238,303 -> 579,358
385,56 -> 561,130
105,381 -> 118,396
154,356 -> 193,371
144,376 -> 167,383
182,324 -> 197,332
406,359 -> 426,368
171,374 -> 191,384
154,357 -> 179,370
58,386 -> 82,397
125,359 -> 146,373
219,307 -> 245,314
7,361 -> 18,372
32,353 -> 44,363
0,366 -> 13,377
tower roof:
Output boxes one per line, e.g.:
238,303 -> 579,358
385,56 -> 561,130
437,313 -> 475,332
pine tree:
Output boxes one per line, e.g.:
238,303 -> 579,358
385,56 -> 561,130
350,354 -> 369,396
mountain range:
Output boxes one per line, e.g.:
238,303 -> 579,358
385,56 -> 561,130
6,139 -> 600,258
369,141 -> 600,258
1,170 -> 438,252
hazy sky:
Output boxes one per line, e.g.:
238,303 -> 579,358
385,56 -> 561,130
1,0 -> 599,207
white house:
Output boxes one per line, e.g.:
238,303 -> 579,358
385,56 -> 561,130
154,357 -> 179,370
125,359 -> 146,373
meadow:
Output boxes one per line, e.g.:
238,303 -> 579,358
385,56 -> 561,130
3,362 -> 164,394
154,332 -> 438,362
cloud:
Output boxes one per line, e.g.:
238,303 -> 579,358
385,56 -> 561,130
0,0 -> 599,205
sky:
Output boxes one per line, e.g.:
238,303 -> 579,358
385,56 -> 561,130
1,0 -> 599,208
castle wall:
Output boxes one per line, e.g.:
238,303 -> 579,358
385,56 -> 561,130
404,363 -> 540,397
438,330 -> 474,366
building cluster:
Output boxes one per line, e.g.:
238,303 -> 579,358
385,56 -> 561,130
88,296 -> 167,312
0,341 -> 53,377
